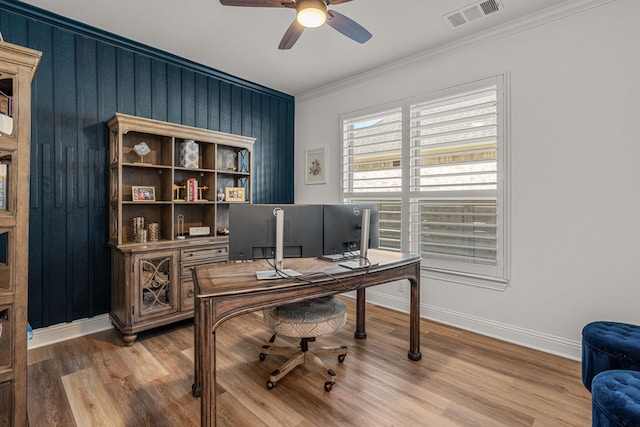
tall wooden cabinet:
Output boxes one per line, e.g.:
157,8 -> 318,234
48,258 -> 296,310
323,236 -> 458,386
0,42 -> 41,426
108,113 -> 254,345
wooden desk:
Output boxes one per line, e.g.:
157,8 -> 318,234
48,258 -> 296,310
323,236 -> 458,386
191,249 -> 422,426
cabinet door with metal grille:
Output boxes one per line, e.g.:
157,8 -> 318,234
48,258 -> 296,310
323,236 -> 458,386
133,250 -> 179,322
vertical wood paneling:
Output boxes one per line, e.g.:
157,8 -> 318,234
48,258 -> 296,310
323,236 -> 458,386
28,20 -> 54,327
1,11 -> 27,45
231,85 -> 242,135
134,54 -> 152,119
52,27 -> 77,325
76,34 -> 99,320
65,145 -> 76,321
0,2 -> 295,328
195,73 -> 208,129
219,81 -> 231,134
92,144 -> 110,316
181,69 -> 195,126
116,49 -> 134,115
151,59 -> 168,122
167,64 -> 181,124
28,142 -> 44,326
271,97 -> 280,201
208,79 -> 220,130
40,144 -> 53,326
241,88 -> 252,136
96,43 -> 117,120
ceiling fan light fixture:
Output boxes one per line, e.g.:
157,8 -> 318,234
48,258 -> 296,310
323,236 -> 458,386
296,0 -> 327,28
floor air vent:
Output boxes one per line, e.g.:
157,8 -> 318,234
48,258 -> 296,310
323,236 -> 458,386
444,0 -> 504,29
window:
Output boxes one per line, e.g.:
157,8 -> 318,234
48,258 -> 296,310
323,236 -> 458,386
341,76 -> 509,287
342,105 -> 403,251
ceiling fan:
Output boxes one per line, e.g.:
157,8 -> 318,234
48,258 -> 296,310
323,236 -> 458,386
219,0 -> 372,49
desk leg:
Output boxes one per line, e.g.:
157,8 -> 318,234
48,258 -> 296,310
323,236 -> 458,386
199,299 -> 216,426
408,270 -> 422,361
355,288 -> 367,339
192,294 -> 202,397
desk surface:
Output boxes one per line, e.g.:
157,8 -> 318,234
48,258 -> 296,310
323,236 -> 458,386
194,249 -> 421,297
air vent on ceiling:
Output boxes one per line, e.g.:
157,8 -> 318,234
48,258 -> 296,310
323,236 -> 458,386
444,0 -> 504,29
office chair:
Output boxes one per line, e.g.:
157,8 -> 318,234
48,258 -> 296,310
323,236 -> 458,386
259,295 -> 348,391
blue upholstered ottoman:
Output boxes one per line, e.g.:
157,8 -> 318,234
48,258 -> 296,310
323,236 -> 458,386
592,370 -> 640,426
582,321 -> 640,391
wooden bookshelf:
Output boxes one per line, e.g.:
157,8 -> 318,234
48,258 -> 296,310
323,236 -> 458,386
0,41 -> 41,426
107,113 -> 254,344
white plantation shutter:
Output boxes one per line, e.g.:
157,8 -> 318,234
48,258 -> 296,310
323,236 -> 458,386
342,106 -> 404,251
409,83 -> 502,275
342,106 -> 403,195
341,75 -> 508,284
409,86 -> 497,194
413,199 -> 497,265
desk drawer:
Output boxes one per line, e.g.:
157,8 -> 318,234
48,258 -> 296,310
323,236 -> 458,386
181,260 -> 230,278
181,280 -> 195,311
181,245 -> 228,262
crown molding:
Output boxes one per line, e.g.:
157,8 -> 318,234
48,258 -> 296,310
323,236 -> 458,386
296,0 -> 616,102
0,0 -> 293,101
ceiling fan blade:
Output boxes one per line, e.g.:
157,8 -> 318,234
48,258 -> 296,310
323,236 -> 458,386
326,10 -> 372,44
279,19 -> 305,50
219,0 -> 292,7
326,0 -> 353,5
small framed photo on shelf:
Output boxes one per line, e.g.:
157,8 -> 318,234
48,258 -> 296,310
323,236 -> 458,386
305,147 -> 326,184
225,187 -> 245,202
132,186 -> 156,201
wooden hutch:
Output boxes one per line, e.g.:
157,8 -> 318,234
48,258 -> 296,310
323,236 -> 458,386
107,113 -> 253,345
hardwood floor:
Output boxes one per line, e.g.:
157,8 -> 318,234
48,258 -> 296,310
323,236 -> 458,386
27,298 -> 591,426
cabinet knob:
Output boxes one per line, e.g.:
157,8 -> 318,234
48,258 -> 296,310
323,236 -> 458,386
188,289 -> 195,297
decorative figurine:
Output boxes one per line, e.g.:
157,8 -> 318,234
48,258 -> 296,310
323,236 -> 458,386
226,152 -> 238,171
217,187 -> 225,201
133,141 -> 151,164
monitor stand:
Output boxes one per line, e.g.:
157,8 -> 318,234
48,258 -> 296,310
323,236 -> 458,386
339,209 -> 379,270
256,207 -> 302,280
256,269 -> 303,280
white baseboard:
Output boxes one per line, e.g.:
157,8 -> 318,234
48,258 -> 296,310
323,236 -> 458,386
27,314 -> 114,350
362,289 -> 582,361
26,294 -> 583,361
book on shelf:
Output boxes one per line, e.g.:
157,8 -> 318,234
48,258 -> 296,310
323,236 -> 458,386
0,163 -> 7,210
186,178 -> 198,202
0,90 -> 12,117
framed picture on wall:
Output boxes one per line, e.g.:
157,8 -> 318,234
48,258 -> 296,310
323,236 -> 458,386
305,147 -> 326,185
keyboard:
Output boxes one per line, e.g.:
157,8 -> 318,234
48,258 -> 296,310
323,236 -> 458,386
319,251 -> 360,262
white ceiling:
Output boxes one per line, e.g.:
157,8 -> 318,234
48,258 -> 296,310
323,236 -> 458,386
18,0 -> 570,96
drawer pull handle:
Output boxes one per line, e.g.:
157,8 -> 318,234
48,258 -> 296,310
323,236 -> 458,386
188,289 -> 195,297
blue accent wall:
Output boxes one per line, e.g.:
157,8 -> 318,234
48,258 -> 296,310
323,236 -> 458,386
0,1 -> 295,328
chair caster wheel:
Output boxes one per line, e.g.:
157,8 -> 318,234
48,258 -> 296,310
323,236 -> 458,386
267,380 -> 276,390
324,381 -> 334,392
338,354 -> 346,363
259,353 -> 266,361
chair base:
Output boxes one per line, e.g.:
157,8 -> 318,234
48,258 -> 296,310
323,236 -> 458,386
260,337 -> 348,391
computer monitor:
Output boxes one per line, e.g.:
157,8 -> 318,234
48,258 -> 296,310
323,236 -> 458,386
228,204 -> 324,262
322,204 -> 380,256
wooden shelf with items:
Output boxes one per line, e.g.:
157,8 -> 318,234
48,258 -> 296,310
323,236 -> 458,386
0,40 -> 40,427
107,113 -> 254,344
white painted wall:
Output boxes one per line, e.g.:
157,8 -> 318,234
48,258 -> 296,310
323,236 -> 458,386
294,0 -> 640,360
